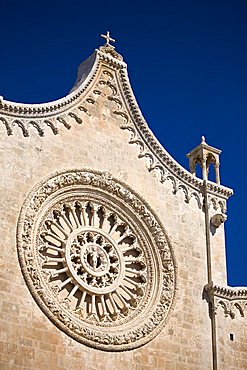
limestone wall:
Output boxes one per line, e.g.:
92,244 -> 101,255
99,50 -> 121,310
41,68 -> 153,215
0,48 -> 245,369
216,304 -> 247,369
0,108 -> 211,369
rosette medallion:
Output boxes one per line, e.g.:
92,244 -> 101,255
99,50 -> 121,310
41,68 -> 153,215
17,170 -> 175,350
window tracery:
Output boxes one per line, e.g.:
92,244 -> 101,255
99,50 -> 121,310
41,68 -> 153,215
17,169 -> 176,350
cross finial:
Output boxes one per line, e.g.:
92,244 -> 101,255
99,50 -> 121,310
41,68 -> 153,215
100,31 -> 115,47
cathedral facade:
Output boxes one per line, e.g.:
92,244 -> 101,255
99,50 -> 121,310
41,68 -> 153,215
0,35 -> 246,369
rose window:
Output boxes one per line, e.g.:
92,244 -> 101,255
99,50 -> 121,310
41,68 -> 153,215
17,170 -> 175,351
39,201 -> 147,321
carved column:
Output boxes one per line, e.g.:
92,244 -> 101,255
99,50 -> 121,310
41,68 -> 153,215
202,157 -> 207,181
214,162 -> 220,185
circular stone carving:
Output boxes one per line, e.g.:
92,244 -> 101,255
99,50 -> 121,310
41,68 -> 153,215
17,169 -> 176,351
65,227 -> 126,295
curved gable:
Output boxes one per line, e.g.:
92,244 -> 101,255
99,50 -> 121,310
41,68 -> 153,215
0,44 -> 232,208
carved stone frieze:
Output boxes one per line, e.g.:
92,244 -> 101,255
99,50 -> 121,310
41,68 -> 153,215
0,47 -> 232,208
205,283 -> 247,319
98,45 -> 123,61
17,169 -> 176,351
215,299 -> 247,319
115,67 -> 232,202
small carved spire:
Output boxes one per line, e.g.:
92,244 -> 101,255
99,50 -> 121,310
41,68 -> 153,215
187,136 -> 222,184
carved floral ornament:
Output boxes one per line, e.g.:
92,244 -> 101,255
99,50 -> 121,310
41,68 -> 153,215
17,169 -> 176,351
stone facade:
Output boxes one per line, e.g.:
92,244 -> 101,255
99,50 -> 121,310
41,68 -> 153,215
0,39 -> 246,369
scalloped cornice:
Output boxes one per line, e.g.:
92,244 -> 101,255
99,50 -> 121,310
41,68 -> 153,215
115,67 -> 232,203
205,283 -> 247,319
0,50 -> 125,118
0,46 -> 233,207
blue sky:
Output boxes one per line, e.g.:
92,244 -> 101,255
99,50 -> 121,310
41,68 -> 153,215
1,0 -> 246,286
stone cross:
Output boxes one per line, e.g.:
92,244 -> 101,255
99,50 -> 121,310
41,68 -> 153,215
100,31 -> 115,46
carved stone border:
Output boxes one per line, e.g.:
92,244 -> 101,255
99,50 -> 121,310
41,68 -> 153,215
205,283 -> 247,319
1,47 -> 232,206
116,67 -> 232,201
17,169 -> 177,351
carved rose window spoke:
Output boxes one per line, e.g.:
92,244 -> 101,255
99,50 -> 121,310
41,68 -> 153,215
17,170 -> 176,351
39,201 -> 146,321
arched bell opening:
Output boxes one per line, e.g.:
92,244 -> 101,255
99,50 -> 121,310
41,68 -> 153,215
187,136 -> 221,184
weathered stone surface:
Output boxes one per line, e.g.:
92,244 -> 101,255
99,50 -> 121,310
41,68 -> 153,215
0,38 -> 246,369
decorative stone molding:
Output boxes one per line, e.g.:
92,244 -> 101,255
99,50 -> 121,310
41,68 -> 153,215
204,283 -> 247,319
207,196 -> 227,214
0,46 -> 232,208
115,68 -> 232,203
98,45 -> 123,61
17,169 -> 176,351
